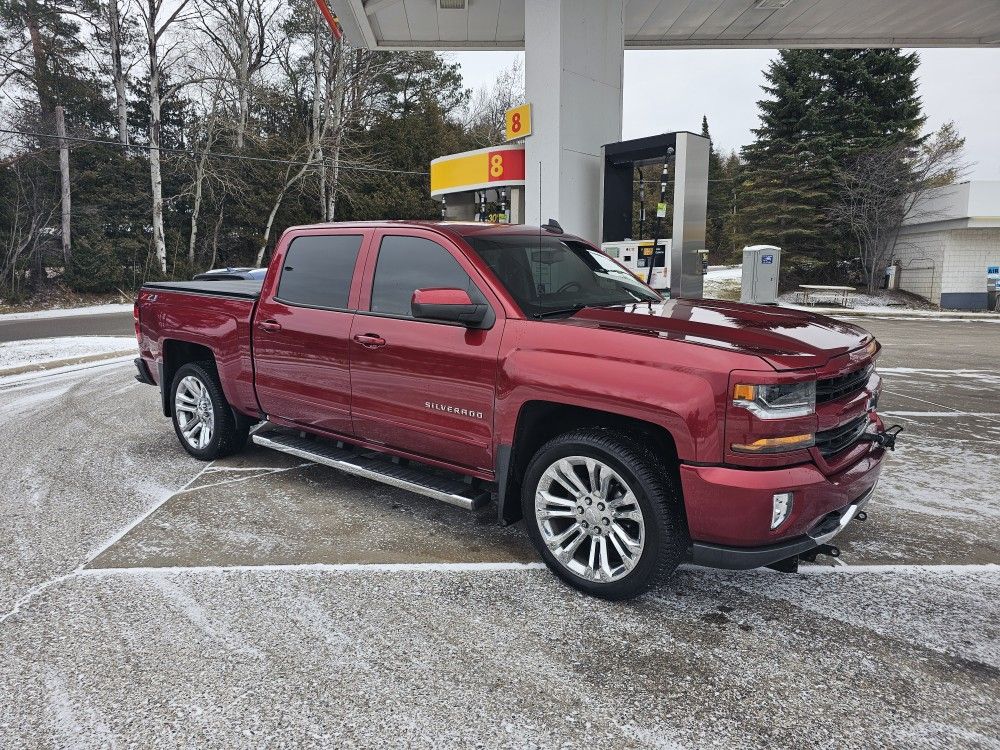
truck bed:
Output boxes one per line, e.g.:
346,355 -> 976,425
143,280 -> 262,299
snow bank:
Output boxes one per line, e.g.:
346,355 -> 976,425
0,303 -> 133,322
0,336 -> 136,371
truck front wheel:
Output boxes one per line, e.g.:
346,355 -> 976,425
521,428 -> 687,600
170,362 -> 249,460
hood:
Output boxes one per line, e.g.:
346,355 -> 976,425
558,298 -> 874,370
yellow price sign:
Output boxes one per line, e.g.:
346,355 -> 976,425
505,103 -> 532,141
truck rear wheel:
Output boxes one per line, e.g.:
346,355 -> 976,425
521,428 -> 687,600
170,362 -> 249,460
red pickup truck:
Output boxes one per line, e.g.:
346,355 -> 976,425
134,221 -> 897,599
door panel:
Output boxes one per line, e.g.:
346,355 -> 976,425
350,316 -> 501,469
349,232 -> 504,471
253,231 -> 366,435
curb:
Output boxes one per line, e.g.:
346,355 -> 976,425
0,350 -> 136,379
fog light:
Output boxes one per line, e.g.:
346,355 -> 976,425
771,492 -> 794,529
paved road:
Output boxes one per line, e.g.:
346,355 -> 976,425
0,311 -> 134,343
0,317 -> 998,748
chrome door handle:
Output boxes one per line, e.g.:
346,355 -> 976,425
353,333 -> 386,348
259,319 -> 282,333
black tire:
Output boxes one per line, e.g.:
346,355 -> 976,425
521,428 -> 687,600
170,361 -> 249,460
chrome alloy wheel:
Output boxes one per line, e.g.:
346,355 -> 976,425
174,375 -> 215,450
534,456 -> 646,582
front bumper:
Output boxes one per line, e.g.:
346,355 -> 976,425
689,483 -> 877,570
680,446 -> 884,545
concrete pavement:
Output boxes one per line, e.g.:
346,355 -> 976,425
0,317 -> 998,748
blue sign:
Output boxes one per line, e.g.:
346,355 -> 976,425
762,254 -> 774,264
988,266 -> 1000,276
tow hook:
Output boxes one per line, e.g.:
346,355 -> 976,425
860,424 -> 903,451
800,544 -> 840,563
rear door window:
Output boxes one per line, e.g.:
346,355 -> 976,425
369,235 -> 486,317
276,234 -> 364,309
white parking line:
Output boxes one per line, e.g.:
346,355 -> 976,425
80,562 -> 549,576
882,390 -> 1000,425
881,411 -> 1000,418
794,563 -> 999,575
75,561 -> 1000,578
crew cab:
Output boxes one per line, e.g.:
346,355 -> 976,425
133,221 -> 897,599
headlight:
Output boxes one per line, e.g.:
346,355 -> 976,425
732,381 -> 816,420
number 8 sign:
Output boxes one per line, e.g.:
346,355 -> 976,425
504,103 -> 532,142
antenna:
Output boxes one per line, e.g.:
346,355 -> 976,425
537,161 -> 543,294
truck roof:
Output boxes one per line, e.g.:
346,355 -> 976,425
281,221 -> 586,244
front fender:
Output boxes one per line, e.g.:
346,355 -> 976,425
495,349 -> 720,462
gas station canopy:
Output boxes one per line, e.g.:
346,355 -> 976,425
331,0 -> 1000,299
334,0 -> 1000,50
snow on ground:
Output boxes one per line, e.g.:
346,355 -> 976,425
0,336 -> 136,371
702,265 -> 999,317
703,265 -> 743,301
0,303 -> 133,322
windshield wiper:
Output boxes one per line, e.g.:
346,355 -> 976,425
532,300 -> 639,319
533,304 -> 589,319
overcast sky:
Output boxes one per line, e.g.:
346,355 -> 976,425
452,49 -> 1000,180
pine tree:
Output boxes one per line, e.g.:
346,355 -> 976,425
740,48 -> 927,283
700,115 -> 730,263
740,50 -> 836,280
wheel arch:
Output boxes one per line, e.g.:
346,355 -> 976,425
160,339 -> 216,417
496,401 -> 684,526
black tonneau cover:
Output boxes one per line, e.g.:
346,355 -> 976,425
143,279 -> 262,299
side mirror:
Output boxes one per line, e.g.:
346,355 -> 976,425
411,288 -> 489,328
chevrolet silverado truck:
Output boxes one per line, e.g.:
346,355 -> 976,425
134,221 -> 898,599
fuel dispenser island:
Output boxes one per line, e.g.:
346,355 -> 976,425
430,144 -> 527,224
598,131 -> 710,298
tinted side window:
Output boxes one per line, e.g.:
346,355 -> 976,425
276,234 -> 363,309
370,235 -> 485,317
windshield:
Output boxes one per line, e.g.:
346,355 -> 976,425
465,235 -> 661,318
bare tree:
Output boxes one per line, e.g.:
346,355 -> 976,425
185,91 -> 223,265
196,0 -> 277,149
106,0 -> 132,144
0,159 -> 57,297
465,58 -> 523,147
832,123 -> 968,293
137,0 -> 197,273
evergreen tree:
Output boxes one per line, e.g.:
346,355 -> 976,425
700,115 -> 729,263
740,48 -> 926,283
740,50 -> 835,280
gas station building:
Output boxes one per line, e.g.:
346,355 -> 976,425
331,0 -> 1000,300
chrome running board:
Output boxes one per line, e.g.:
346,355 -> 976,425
252,427 -> 490,511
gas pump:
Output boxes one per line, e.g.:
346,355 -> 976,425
598,132 -> 709,298
602,239 -> 672,292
